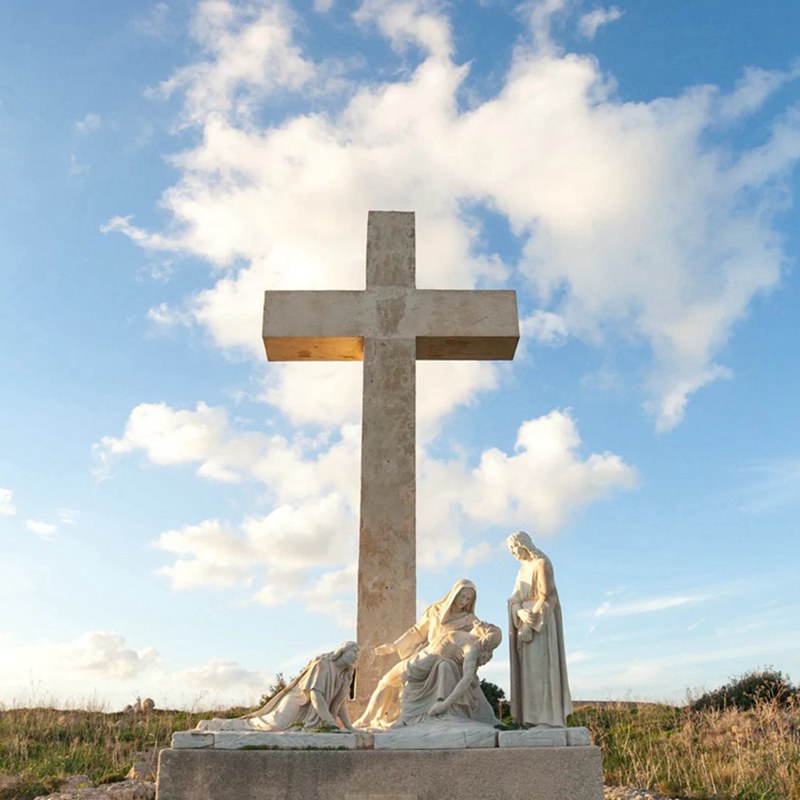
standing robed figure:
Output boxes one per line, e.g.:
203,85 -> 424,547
507,531 -> 572,727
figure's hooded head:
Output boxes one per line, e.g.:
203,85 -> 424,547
439,578 -> 478,623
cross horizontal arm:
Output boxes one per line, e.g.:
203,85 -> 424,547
413,289 -> 519,360
263,288 -> 519,361
263,291 -> 367,361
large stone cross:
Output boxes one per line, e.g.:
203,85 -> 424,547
262,211 -> 518,707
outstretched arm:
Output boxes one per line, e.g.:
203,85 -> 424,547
376,622 -> 427,658
308,689 -> 339,728
337,703 -> 354,732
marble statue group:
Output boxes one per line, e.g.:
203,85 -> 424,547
197,532 -> 572,735
163,215 -> 603,798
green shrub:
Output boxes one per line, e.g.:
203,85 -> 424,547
258,673 -> 289,708
479,679 -> 506,717
691,667 -> 796,712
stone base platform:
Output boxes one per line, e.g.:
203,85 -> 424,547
156,746 -> 604,800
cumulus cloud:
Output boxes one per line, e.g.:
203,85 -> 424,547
93,1 -> 800,618
150,0 -> 314,125
354,0 -> 454,61
519,311 -> 569,347
0,488 -> 15,517
61,632 -> 159,678
154,506 -> 357,623
25,519 -> 57,538
102,0 -> 800,432
578,6 -> 622,40
172,659 -> 267,695
11,631 -> 160,680
74,112 -> 102,135
94,401 -> 269,482
418,409 -> 637,560
0,630 -> 269,709
154,493 -> 356,601
97,401 -> 633,606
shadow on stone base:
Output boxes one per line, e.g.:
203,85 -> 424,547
156,746 -> 603,800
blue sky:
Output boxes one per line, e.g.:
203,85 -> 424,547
1,0 -> 799,710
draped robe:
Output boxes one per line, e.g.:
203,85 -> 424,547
508,554 -> 572,726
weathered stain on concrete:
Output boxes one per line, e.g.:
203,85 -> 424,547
156,746 -> 604,800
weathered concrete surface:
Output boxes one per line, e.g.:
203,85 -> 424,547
262,289 -> 519,361
498,727 -> 567,748
371,722 -> 496,750
262,211 -> 520,709
156,746 -> 603,800
357,335 -> 417,705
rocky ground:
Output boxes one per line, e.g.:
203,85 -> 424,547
0,779 -> 683,799
21,781 -> 682,799
604,787 -> 683,800
33,777 -> 154,800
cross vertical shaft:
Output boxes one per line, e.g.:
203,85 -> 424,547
262,210 -> 519,712
356,213 -> 417,706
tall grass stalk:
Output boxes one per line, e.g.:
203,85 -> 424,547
1,699 -> 797,800
574,696 -> 800,800
0,706 -> 219,799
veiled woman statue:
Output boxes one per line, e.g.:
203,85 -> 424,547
507,531 -> 573,727
355,579 -> 479,728
392,619 -> 502,727
197,641 -> 359,732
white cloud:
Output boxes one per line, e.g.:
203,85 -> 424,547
578,6 -> 622,40
354,0 -> 453,61
74,112 -> 102,135
134,2 -> 170,38
95,401 -> 362,506
521,310 -> 568,346
417,361 -> 500,442
98,402 -> 633,596
155,519 -> 258,589
719,64 -> 800,121
566,649 -> 593,665
61,632 -> 159,678
522,0 -> 569,52
462,541 -> 494,568
150,0 -> 314,126
25,519 -> 57,538
738,458 -> 800,513
147,301 -> 192,327
155,498 -> 357,624
594,592 -> 715,617
57,508 -> 79,526
172,659 -> 266,696
105,1 -> 800,432
11,631 -> 159,680
0,488 -> 16,517
94,401 -> 267,482
0,630 -> 269,709
419,411 -> 637,552
262,363 -> 362,428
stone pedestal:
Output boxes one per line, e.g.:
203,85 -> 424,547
156,746 -> 604,800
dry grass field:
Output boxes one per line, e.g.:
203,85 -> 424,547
573,697 -> 800,800
0,690 -> 797,799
